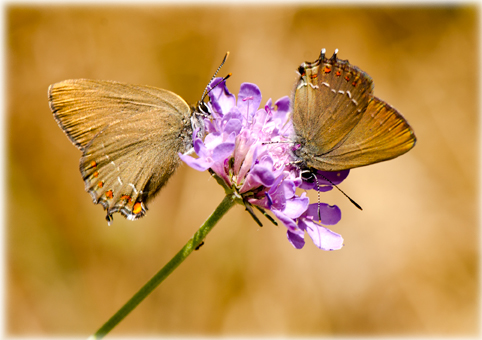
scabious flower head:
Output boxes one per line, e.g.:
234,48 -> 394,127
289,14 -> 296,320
180,78 -> 348,250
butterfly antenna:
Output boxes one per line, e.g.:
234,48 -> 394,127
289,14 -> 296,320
313,174 -> 322,222
262,140 -> 292,145
201,51 -> 230,100
317,172 -> 363,211
201,73 -> 231,103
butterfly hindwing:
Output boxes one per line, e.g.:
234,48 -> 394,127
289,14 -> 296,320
293,51 -> 374,157
81,113 -> 188,220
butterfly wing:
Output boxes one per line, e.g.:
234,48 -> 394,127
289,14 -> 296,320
292,51 -> 374,156
293,50 -> 416,171
49,79 -> 193,221
307,97 -> 416,170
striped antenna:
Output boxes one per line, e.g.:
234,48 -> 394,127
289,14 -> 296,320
201,52 -> 230,101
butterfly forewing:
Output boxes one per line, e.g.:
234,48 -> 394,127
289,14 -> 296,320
49,79 -> 191,150
293,52 -> 374,156
49,79 -> 193,221
312,97 -> 416,170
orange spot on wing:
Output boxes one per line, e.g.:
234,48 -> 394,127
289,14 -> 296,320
323,66 -> 331,73
106,190 -> 113,199
93,171 -> 99,178
335,70 -> 341,76
97,181 -> 104,188
133,202 -> 143,214
91,161 -> 97,168
310,74 -> 318,79
345,74 -> 351,81
352,80 -> 358,86
121,195 -> 132,204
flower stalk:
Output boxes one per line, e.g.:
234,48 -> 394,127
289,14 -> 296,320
89,194 -> 237,339
89,77 -> 348,338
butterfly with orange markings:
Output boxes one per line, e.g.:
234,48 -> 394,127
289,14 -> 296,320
291,49 -> 416,173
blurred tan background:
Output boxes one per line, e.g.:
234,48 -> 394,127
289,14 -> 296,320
6,4 -> 478,337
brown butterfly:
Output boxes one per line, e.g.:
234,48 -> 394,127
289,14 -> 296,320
49,79 -> 209,224
292,49 -> 416,171
48,55 -> 232,224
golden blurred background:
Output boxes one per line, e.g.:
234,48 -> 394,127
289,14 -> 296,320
6,4 -> 478,337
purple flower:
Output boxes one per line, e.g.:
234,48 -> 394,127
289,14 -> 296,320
180,78 -> 347,250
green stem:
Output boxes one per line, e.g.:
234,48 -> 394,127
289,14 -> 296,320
89,194 -> 237,339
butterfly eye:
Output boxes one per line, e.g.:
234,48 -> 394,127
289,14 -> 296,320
300,169 -> 315,182
197,100 -> 210,114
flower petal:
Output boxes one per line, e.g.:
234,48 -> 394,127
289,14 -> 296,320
238,83 -> 262,118
272,208 -> 297,232
179,153 -> 213,172
282,195 -> 309,219
315,169 -> 350,186
212,142 -> 235,162
248,164 -> 276,187
193,138 -> 208,157
305,222 -> 344,251
223,118 -> 243,135
209,78 -> 236,114
304,203 -> 341,225
273,96 -> 290,118
287,230 -> 305,249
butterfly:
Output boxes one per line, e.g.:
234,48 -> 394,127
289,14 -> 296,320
48,54 -> 228,224
292,49 -> 416,172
